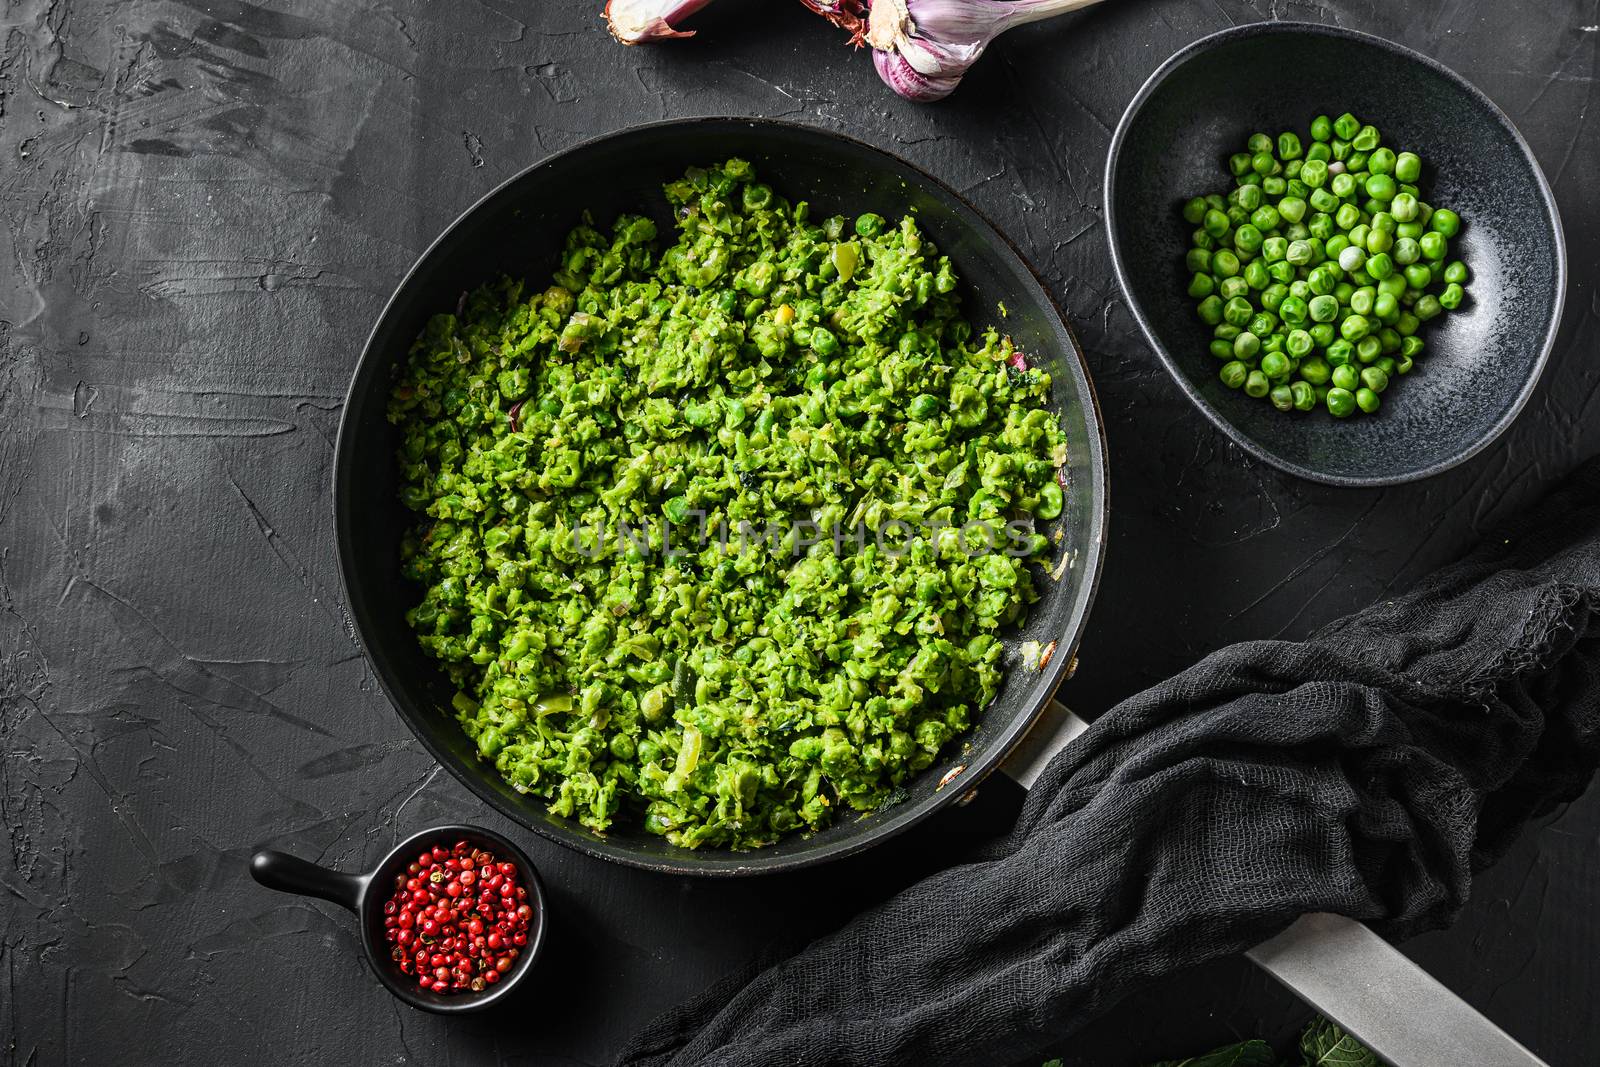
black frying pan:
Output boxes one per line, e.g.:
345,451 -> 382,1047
334,118 -> 1108,875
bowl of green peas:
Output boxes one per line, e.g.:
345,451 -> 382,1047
1105,22 -> 1566,486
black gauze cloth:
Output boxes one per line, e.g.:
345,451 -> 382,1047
618,459 -> 1600,1067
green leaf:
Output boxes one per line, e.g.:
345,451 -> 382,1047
1148,1038 -> 1278,1067
1299,1018 -> 1380,1067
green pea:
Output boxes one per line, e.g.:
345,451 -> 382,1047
1389,193 -> 1418,222
1368,211 -> 1396,235
1324,234 -> 1350,260
1243,260 -> 1270,291
1262,332 -> 1285,353
1212,248 -> 1240,278
1415,294 -> 1443,321
1204,209 -> 1230,238
1299,355 -> 1331,385
1308,213 -> 1335,240
1443,260 -> 1469,285
1337,245 -> 1366,273
1234,183 -> 1263,210
1325,386 -> 1356,417
1244,369 -> 1270,398
1378,274 -> 1407,298
1331,363 -> 1359,391
1392,237 -> 1421,265
1394,151 -> 1422,182
1278,197 -> 1308,224
1367,147 -> 1396,176
1307,267 -> 1336,297
1234,331 -> 1261,359
1396,221 -> 1423,240
1401,335 -> 1425,359
1285,159 -> 1304,179
1264,383 -> 1291,411
1209,340 -> 1237,362
1188,272 -> 1216,299
1333,281 -> 1356,305
1376,355 -> 1397,375
1334,203 -> 1362,230
1393,312 -> 1419,338
1378,328 -> 1401,354
854,212 -> 886,237
1307,190 -> 1338,217
1259,350 -> 1289,378
1186,247 -> 1213,273
1356,335 -> 1382,363
1284,221 -> 1311,242
1227,204 -> 1250,226
1261,236 -> 1289,263
1330,172 -> 1357,199
1309,323 -> 1336,348
1248,311 -> 1278,336
1223,296 -> 1254,326
1193,229 -> 1216,251
1365,228 -> 1393,255
1247,132 -> 1274,154
1260,283 -> 1288,312
1395,353 -> 1414,375
1307,141 -> 1332,163
1340,314 -> 1371,341
1326,339 -> 1355,366
1278,131 -> 1303,159
1286,178 -> 1310,200
1333,112 -> 1361,140
1331,138 -> 1351,162
1215,323 -> 1242,340
1252,151 -> 1277,176
1373,291 -> 1399,323
1220,276 -> 1250,300
1403,263 -> 1433,289
1285,329 -> 1313,358
1352,124 -> 1380,151
1365,173 -> 1397,201
1439,282 -> 1464,310
1419,231 -> 1447,260
1431,208 -> 1461,237
1267,260 -> 1296,284
1349,286 -> 1376,316
1286,239 -> 1315,266
1278,295 -> 1309,326
1311,114 -> 1333,141
1219,360 -> 1249,389
1262,175 -> 1287,196
1352,387 -> 1377,413
1287,380 -> 1313,411
811,326 -> 838,355
1301,159 -> 1330,189
1229,153 -> 1252,178
1250,204 -> 1280,231
1234,224 -> 1263,254
1366,252 -> 1394,280
1289,279 -> 1312,300
1347,149 -> 1370,173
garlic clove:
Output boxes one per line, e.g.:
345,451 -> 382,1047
605,0 -> 717,44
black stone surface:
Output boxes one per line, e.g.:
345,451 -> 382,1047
0,1 -> 1594,1064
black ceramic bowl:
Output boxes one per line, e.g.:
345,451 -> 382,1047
1106,22 -> 1566,486
250,825 -> 547,1013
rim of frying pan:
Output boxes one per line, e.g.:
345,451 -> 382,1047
334,117 -> 1110,876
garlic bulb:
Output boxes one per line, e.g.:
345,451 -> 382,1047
865,0 -> 1107,102
605,0 -> 718,44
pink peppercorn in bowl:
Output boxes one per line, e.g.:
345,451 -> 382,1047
250,824 -> 547,1013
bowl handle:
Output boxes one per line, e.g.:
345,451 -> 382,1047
250,849 -> 367,912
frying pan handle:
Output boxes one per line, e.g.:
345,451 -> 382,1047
251,849 -> 368,912
998,702 -> 1548,1067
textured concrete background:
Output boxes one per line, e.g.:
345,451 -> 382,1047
1,0 -> 1596,1063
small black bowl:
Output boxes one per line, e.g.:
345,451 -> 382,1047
1106,22 -> 1566,486
250,824 -> 547,1013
